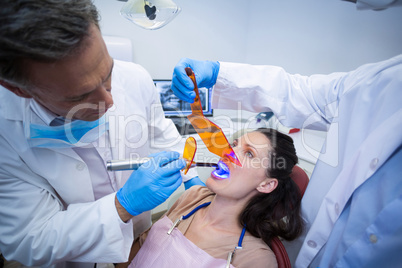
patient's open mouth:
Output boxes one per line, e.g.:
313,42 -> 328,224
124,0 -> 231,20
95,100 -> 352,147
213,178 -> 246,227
211,160 -> 230,180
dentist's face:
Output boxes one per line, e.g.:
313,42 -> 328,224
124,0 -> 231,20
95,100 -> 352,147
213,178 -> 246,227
24,24 -> 114,121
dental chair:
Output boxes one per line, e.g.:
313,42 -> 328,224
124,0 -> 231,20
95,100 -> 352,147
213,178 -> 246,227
270,165 -> 309,268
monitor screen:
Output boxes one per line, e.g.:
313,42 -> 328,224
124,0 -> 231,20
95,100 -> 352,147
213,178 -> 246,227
154,79 -> 213,117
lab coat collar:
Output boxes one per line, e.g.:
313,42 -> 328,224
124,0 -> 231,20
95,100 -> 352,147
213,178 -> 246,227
0,86 -> 57,125
0,86 -> 26,121
30,99 -> 59,126
0,83 -> 125,148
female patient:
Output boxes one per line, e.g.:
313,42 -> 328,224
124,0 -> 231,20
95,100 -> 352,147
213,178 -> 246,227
122,128 -> 304,267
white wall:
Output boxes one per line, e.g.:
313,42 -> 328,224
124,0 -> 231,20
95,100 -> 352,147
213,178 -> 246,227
94,0 -> 402,78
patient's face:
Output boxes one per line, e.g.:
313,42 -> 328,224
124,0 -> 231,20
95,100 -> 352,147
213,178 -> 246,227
206,131 -> 271,200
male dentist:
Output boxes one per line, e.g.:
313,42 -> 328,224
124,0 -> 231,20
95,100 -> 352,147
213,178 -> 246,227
0,0 -> 188,266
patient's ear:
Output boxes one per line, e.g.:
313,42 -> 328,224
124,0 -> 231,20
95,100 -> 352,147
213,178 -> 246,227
257,178 -> 278,194
0,80 -> 33,98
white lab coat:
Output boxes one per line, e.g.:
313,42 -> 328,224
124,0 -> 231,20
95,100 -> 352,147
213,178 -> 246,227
0,60 -> 183,267
212,55 -> 402,267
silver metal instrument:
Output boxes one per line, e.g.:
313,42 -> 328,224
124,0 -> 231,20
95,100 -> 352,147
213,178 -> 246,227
106,157 -> 218,171
106,158 -> 152,171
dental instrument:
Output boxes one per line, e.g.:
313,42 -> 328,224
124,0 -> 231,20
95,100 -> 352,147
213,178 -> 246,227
106,158 -> 218,171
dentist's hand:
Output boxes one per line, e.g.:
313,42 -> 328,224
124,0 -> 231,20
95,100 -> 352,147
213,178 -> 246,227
116,151 -> 186,219
172,58 -> 220,103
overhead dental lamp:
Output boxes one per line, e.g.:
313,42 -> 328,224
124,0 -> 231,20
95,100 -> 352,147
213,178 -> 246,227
119,0 -> 181,30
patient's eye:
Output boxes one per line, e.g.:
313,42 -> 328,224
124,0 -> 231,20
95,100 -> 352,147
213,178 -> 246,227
232,139 -> 238,147
245,151 -> 254,158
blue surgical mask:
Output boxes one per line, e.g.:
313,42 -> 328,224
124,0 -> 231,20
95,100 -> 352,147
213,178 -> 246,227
24,104 -> 109,148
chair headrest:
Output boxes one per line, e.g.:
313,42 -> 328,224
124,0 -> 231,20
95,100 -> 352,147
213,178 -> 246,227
290,166 -> 309,197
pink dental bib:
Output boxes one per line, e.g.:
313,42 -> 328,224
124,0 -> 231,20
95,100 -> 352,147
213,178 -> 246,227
130,215 -> 235,268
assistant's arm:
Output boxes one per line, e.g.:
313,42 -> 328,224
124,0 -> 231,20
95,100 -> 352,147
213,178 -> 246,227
213,62 -> 347,131
171,58 -> 350,131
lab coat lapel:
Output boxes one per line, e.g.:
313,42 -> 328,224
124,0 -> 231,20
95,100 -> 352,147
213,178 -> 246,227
0,90 -> 95,204
30,147 -> 95,204
29,85 -> 129,202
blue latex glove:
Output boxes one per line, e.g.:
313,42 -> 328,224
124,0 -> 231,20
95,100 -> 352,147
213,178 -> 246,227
184,176 -> 206,190
171,58 -> 220,103
116,151 -> 186,216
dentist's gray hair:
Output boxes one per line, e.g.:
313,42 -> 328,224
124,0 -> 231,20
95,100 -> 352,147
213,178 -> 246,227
0,0 -> 100,88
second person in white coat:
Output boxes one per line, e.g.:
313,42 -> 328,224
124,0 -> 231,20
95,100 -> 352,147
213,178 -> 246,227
171,52 -> 402,267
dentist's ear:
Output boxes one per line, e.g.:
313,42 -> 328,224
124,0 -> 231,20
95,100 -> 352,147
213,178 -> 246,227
257,178 -> 278,194
0,80 -> 33,98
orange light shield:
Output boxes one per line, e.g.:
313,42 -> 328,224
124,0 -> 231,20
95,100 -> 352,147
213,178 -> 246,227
185,67 -> 241,167
183,136 -> 197,174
